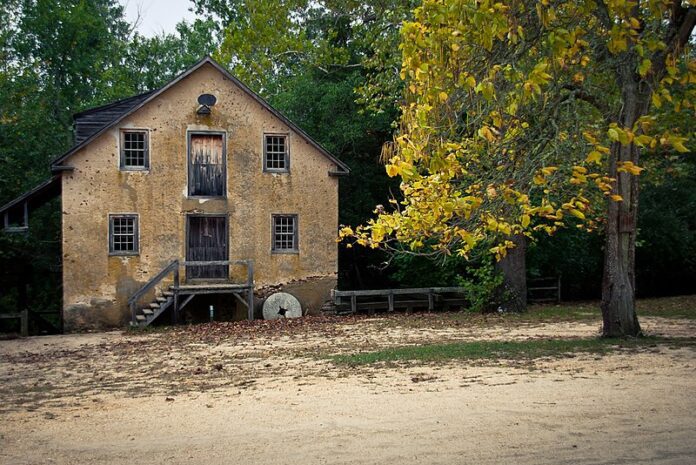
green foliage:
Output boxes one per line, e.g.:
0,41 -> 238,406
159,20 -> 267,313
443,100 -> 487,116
107,20 -> 220,98
455,259 -> 503,313
527,228 -> 604,300
635,156 -> 696,297
389,253 -> 466,288
388,250 -> 502,312
198,0 -> 415,106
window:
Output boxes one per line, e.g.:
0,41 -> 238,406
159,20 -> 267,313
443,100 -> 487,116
264,134 -> 288,172
120,130 -> 148,169
109,214 -> 139,255
189,132 -> 226,197
272,215 -> 298,252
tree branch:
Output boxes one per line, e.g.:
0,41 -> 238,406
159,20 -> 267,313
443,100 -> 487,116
560,84 -> 611,117
652,4 -> 696,79
594,0 -> 615,29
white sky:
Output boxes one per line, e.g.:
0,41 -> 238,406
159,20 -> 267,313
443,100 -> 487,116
119,0 -> 199,37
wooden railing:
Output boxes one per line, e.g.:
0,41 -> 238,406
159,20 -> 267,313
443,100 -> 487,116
181,259 -> 254,287
128,259 -> 180,324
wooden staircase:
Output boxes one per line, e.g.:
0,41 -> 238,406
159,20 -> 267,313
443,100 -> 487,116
132,290 -> 175,327
128,260 -> 179,328
128,259 -> 255,328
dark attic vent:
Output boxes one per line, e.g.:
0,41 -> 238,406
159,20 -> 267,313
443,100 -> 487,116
197,93 -> 217,115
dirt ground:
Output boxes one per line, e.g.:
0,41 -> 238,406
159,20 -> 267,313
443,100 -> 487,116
1,307 -> 696,465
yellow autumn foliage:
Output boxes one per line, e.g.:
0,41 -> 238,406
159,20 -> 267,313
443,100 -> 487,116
340,0 -> 694,259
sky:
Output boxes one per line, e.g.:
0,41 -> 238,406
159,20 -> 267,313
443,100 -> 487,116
119,0 -> 199,37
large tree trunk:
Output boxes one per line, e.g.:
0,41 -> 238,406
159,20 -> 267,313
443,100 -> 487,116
599,0 -> 696,337
600,77 -> 650,337
497,234 -> 527,312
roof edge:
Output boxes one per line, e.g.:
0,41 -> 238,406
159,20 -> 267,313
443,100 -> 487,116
72,89 -> 158,118
0,175 -> 61,216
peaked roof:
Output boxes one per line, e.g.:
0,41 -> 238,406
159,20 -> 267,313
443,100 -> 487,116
52,57 -> 350,174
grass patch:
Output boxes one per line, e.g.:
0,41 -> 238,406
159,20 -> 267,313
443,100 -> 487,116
637,295 -> 696,319
487,294 -> 696,323
514,304 -> 601,321
330,336 -> 696,365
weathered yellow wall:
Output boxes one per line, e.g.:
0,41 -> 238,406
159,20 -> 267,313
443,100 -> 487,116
61,63 -> 340,330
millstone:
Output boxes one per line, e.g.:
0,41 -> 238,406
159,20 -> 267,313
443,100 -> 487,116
262,292 -> 302,320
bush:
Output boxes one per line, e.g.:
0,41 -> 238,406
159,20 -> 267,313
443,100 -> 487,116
455,259 -> 504,313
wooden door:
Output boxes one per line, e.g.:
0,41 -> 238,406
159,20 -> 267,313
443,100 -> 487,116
186,216 -> 228,279
189,133 -> 225,197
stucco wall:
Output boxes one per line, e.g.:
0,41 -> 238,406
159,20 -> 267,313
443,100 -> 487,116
61,63 -> 339,331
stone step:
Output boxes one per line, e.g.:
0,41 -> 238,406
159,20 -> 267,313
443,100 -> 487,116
135,315 -> 146,322
156,296 -> 167,303
149,303 -> 160,309
142,309 -> 154,316
162,291 -> 174,297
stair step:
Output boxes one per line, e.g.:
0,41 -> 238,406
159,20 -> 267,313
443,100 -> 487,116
162,291 -> 174,296
149,303 -> 160,309
142,309 -> 154,316
135,315 -> 146,322
156,296 -> 167,302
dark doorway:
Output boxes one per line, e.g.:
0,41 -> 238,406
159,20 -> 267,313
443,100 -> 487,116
186,215 -> 228,279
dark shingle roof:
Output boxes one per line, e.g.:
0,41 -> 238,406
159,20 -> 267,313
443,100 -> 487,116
72,89 -> 158,144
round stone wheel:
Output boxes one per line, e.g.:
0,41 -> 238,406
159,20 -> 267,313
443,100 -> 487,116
262,292 -> 302,320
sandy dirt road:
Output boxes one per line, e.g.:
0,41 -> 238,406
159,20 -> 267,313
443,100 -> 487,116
1,312 -> 695,465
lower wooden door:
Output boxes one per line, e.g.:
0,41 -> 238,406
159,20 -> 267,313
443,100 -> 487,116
186,215 -> 228,280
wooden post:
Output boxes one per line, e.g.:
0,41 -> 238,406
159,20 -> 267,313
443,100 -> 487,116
247,289 -> 254,321
246,260 -> 254,288
388,292 -> 394,312
557,275 -> 562,303
247,260 -> 254,321
428,292 -> 434,311
351,294 -> 357,314
20,308 -> 29,337
173,265 -> 180,324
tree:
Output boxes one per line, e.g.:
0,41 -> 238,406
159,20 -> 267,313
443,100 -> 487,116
193,0 -> 416,100
112,19 -> 219,96
343,0 -> 695,334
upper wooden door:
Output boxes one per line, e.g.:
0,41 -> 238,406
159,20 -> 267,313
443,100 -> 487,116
188,133 -> 225,197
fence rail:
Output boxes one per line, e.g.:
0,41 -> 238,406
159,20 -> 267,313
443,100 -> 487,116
331,287 -> 468,314
527,276 -> 561,303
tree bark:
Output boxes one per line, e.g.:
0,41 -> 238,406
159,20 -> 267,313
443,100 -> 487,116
600,78 -> 649,337
497,234 -> 527,312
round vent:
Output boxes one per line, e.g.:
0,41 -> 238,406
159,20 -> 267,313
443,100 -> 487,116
198,94 -> 217,106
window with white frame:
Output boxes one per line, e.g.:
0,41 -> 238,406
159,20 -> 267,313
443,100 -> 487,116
272,215 -> 298,252
109,214 -> 139,255
120,130 -> 149,169
264,134 -> 288,172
